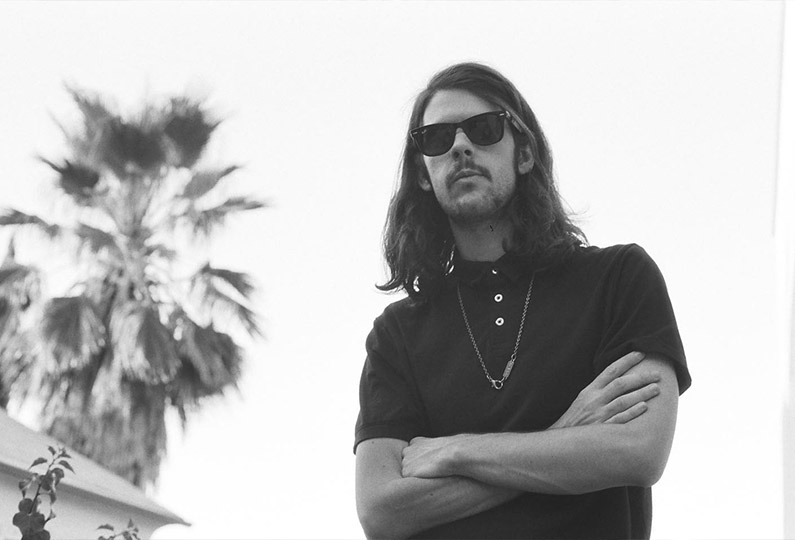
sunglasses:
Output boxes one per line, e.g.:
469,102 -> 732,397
410,110 -> 514,157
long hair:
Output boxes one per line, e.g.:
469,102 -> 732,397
378,62 -> 587,299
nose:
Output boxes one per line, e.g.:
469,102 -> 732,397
450,127 -> 474,158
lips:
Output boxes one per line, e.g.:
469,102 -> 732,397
450,167 -> 490,185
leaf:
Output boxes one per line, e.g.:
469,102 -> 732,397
112,303 -> 179,383
178,320 -> 240,391
74,223 -> 120,255
0,209 -> 60,238
29,457 -> 47,469
184,196 -> 267,237
47,446 -> 56,456
46,510 -> 55,522
40,157 -> 100,202
13,510 -> 29,528
163,97 -> 219,168
97,524 -> 115,531
58,460 -> 75,473
0,263 -> 41,308
182,166 -> 238,200
193,263 -> 256,298
127,518 -> 135,529
103,117 -> 166,176
18,498 -> 34,513
41,296 -> 105,371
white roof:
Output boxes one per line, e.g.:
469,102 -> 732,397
0,408 -> 187,526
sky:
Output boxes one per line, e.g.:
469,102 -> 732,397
0,1 -> 791,538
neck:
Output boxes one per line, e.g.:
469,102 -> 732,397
450,218 -> 512,262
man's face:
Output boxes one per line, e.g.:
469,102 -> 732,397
418,89 -> 531,226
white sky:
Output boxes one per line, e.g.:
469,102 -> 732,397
0,1 -> 789,538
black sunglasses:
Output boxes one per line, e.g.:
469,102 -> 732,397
410,110 -> 513,157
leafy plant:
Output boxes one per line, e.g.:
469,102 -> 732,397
0,87 -> 266,487
13,446 -> 141,540
13,445 -> 73,540
97,520 -> 140,540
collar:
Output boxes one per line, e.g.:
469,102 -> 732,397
450,251 -> 532,286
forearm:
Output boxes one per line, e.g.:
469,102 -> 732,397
356,437 -> 521,539
359,474 -> 519,539
404,356 -> 678,496
448,423 -> 656,495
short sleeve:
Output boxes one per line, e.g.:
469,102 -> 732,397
354,309 -> 428,453
594,244 -> 691,394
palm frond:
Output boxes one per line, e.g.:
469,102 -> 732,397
61,86 -> 116,163
111,303 -> 179,383
163,97 -> 219,168
0,262 -> 41,308
74,223 -> 121,256
181,166 -> 239,200
185,196 -> 267,237
193,262 -> 257,298
43,385 -> 167,488
0,327 -> 40,405
39,157 -> 101,205
66,85 -> 114,135
3,236 -> 16,266
103,118 -> 167,178
143,242 -> 177,262
0,209 -> 61,238
190,269 -> 261,337
41,296 -> 105,372
179,318 -> 241,391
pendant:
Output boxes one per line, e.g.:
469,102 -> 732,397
491,380 -> 504,390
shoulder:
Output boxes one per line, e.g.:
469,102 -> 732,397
369,294 -> 431,337
550,243 -> 656,277
574,243 -> 652,265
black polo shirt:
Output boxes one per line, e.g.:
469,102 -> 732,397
355,243 -> 690,539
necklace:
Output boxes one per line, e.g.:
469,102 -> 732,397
456,274 -> 535,390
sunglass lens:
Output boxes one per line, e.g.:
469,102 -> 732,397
419,126 -> 454,156
465,113 -> 504,145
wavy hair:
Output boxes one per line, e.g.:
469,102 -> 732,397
378,62 -> 587,299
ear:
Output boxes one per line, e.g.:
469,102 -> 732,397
517,143 -> 534,175
416,156 -> 433,191
418,174 -> 433,192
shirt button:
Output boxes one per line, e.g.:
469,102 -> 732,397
494,294 -> 503,302
491,268 -> 498,275
495,317 -> 505,326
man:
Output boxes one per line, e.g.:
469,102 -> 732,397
354,62 -> 690,539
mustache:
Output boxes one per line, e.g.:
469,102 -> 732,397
446,162 -> 491,186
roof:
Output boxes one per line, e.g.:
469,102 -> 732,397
0,408 -> 188,526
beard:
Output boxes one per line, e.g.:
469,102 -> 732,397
437,180 -> 515,226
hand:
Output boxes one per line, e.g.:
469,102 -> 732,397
550,351 -> 661,429
401,434 -> 471,479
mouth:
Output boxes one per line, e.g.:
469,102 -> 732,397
452,169 -> 487,183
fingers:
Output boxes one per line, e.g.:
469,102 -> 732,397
602,369 -> 661,403
592,351 -> 646,389
603,382 -> 661,423
605,401 -> 648,424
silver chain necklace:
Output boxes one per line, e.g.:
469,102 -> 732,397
456,274 -> 535,390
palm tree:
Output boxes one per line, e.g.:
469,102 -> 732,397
0,88 -> 265,488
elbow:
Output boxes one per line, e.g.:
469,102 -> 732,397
357,501 -> 406,540
623,438 -> 671,488
627,456 -> 666,487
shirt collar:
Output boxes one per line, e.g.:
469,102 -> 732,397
450,250 -> 531,286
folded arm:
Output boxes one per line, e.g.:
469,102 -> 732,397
355,438 -> 520,539
402,355 -> 679,494
355,351 -> 670,538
